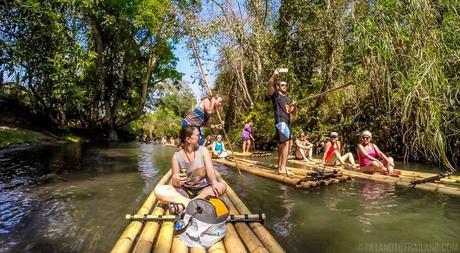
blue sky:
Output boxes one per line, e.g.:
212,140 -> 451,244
174,39 -> 218,100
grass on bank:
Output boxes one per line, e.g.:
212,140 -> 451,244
0,127 -> 39,148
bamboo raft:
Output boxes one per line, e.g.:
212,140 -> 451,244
213,158 -> 351,190
233,152 -> 272,158
284,159 -> 460,196
111,169 -> 285,253
287,158 -> 460,184
213,157 -> 460,196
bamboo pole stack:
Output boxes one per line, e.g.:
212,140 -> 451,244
112,170 -> 285,253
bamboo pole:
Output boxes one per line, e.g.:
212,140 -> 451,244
295,81 -> 353,105
112,170 -> 172,253
190,247 -> 206,253
233,152 -> 271,158
222,195 -> 269,253
225,187 -> 285,253
189,37 -> 242,176
132,203 -> 167,253
208,241 -> 227,253
171,237 -> 188,253
154,210 -> 175,253
223,222 -> 248,253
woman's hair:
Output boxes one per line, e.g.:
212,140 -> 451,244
179,125 -> 196,147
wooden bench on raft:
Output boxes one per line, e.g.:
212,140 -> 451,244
111,169 -> 285,253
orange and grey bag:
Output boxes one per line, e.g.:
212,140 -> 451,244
176,196 -> 229,248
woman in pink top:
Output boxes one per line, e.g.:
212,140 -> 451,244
357,130 -> 400,176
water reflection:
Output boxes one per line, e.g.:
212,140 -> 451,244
0,143 -> 174,252
273,184 -> 296,237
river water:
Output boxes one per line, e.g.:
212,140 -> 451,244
0,143 -> 459,253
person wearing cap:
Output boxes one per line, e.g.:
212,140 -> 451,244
268,68 -> 297,176
322,132 -> 357,170
295,132 -> 313,161
211,134 -> 232,158
357,130 -> 399,175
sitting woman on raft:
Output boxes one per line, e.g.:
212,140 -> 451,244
154,126 -> 227,214
295,132 -> 313,162
357,130 -> 400,176
322,132 -> 357,170
212,135 -> 232,158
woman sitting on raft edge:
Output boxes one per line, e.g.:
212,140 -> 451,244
154,125 -> 227,214
357,130 -> 400,176
322,131 -> 358,170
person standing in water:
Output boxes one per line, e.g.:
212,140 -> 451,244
241,120 -> 254,154
268,68 -> 297,176
182,95 -> 223,145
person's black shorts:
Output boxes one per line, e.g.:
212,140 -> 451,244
275,122 -> 291,144
176,184 -> 211,199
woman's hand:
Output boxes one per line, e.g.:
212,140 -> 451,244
174,173 -> 187,182
211,181 -> 226,196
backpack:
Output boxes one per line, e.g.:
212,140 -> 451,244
176,196 -> 229,248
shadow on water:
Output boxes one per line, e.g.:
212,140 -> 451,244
0,143 -> 459,253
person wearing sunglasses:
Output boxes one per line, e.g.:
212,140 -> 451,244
357,130 -> 400,176
268,68 -> 297,176
322,132 -> 357,170
295,132 -> 313,161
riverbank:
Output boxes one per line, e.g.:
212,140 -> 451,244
0,126 -> 69,151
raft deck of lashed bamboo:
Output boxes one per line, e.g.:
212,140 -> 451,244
111,169 -> 285,253
284,158 -> 460,196
214,156 -> 460,196
213,158 -> 351,190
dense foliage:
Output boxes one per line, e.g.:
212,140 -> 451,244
194,0 -> 459,169
0,0 -> 182,140
1,0 -> 458,169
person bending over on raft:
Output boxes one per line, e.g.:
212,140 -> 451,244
241,121 -> 254,153
322,132 -> 357,170
268,68 -> 297,176
357,130 -> 399,176
295,132 -> 313,162
182,95 -> 223,145
154,126 -> 227,214
212,134 -> 232,158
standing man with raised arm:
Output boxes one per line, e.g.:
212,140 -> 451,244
268,68 -> 297,176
